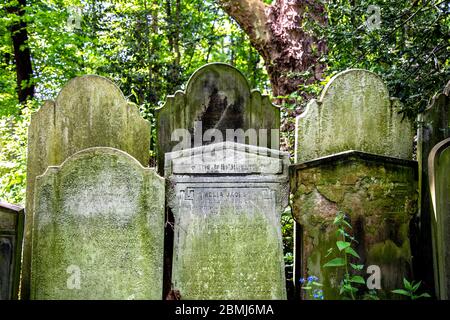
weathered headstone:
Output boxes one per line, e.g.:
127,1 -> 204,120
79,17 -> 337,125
30,147 -> 164,300
23,75 -> 151,298
295,69 -> 414,162
290,151 -> 418,299
428,137 -> 450,299
292,69 -> 418,299
416,82 -> 450,296
156,63 -> 281,174
0,202 -> 24,300
165,142 -> 289,299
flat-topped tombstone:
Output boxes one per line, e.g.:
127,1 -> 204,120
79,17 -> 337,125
0,202 -> 24,300
295,69 -> 414,162
416,83 -> 450,294
165,142 -> 289,299
429,137 -> 450,299
31,147 -> 164,299
23,75 -> 151,298
157,63 -> 281,173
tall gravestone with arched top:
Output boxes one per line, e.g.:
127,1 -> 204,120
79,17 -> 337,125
23,75 -> 151,299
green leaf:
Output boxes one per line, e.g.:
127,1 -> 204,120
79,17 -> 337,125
412,281 -> 422,292
336,241 -> 351,251
350,263 -> 364,270
345,247 -> 360,258
323,258 -> 346,268
392,289 -> 411,296
325,248 -> 334,257
350,275 -> 366,285
403,278 -> 412,291
301,286 -> 312,290
333,214 -> 343,225
343,284 -> 358,293
341,219 -> 352,229
415,293 -> 431,299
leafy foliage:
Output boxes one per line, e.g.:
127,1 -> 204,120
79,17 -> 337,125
299,275 -> 324,300
280,0 -> 449,156
311,0 -> 450,118
0,101 -> 39,204
1,0 -> 269,116
323,211 -> 365,300
392,278 -> 431,300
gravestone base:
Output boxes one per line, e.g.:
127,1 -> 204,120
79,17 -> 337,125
290,151 -> 418,299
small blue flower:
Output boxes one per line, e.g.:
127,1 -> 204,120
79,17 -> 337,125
307,275 -> 319,282
299,278 -> 305,284
312,289 -> 323,300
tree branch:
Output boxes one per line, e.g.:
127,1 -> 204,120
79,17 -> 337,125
5,0 -> 34,104
217,0 -> 271,51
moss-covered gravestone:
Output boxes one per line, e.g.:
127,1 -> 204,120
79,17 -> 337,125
22,75 -> 151,298
31,148 -> 164,299
0,202 -> 24,300
156,63 -> 280,174
428,138 -> 450,299
165,142 -> 289,299
290,151 -> 418,299
416,83 -> 450,296
292,69 -> 418,299
295,69 -> 414,162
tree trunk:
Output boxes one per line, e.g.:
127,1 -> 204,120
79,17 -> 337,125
6,0 -> 34,104
218,0 -> 327,97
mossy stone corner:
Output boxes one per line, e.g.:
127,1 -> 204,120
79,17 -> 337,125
290,151 -> 418,299
22,75 -> 151,298
30,147 -> 164,299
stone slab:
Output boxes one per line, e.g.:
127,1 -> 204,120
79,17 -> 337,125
30,147 -> 164,299
23,75 -> 151,298
165,142 -> 289,299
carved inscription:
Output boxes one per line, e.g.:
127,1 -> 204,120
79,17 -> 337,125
179,187 -> 274,215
